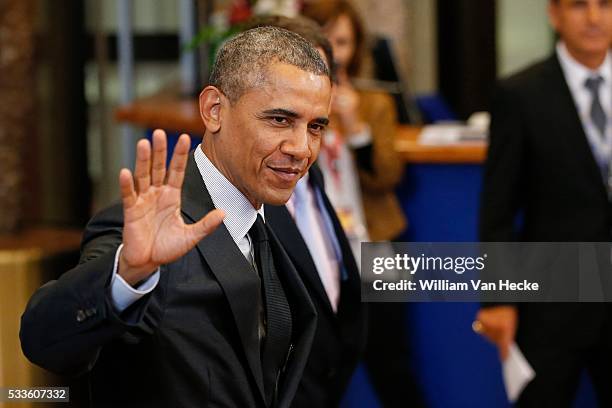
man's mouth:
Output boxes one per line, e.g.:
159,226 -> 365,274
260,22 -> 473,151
583,29 -> 605,38
267,165 -> 303,183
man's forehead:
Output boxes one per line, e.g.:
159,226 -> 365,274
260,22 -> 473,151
240,64 -> 330,109
256,61 -> 328,87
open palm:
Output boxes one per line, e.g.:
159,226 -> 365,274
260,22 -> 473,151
118,130 -> 224,285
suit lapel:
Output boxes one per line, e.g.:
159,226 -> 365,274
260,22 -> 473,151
546,54 -> 609,200
266,226 -> 317,408
180,153 -> 266,403
265,203 -> 336,316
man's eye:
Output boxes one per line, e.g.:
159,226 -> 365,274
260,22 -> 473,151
271,117 -> 288,124
309,124 -> 325,133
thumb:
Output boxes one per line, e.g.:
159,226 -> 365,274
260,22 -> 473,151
187,209 -> 225,242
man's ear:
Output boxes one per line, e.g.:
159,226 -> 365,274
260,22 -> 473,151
548,1 -> 560,33
199,86 -> 223,133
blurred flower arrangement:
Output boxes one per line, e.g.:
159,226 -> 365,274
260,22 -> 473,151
186,0 -> 300,67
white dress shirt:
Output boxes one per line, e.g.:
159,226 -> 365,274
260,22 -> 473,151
109,144 -> 264,313
557,41 -> 612,172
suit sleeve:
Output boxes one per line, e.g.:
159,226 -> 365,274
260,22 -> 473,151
479,83 -> 529,309
19,203 -> 160,376
479,82 -> 527,242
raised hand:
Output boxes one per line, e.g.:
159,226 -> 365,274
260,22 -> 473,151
117,130 -> 224,286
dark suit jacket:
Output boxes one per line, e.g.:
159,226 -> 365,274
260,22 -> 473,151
20,153 -> 317,408
480,53 -> 612,347
265,165 -> 367,408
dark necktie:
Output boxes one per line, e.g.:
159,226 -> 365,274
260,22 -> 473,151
249,214 -> 292,407
585,75 -> 607,138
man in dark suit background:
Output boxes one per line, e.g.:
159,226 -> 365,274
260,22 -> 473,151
20,26 -> 332,407
478,0 -> 612,406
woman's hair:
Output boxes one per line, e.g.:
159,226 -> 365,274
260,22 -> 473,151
301,0 -> 365,77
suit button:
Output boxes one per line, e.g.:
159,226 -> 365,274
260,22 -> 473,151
76,310 -> 86,322
327,368 -> 336,379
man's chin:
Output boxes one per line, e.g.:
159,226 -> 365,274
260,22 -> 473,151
265,194 -> 293,206
255,186 -> 294,206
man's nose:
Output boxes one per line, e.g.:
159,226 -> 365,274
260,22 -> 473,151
588,3 -> 603,24
281,127 -> 312,160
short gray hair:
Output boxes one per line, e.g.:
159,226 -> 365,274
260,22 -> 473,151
209,26 -> 331,103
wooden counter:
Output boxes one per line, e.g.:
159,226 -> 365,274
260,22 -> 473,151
116,90 -> 487,164
393,126 -> 486,164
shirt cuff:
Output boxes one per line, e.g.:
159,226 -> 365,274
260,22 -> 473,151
110,244 -> 160,313
346,125 -> 373,149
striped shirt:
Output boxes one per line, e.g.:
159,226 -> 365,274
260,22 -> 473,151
194,145 -> 265,263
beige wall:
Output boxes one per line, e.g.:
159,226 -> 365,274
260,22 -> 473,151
406,0 -> 437,93
497,0 -> 554,77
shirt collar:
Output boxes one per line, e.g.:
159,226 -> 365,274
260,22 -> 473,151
193,145 -> 264,246
557,41 -> 612,91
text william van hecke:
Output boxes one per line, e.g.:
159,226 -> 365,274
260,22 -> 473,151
372,279 -> 540,291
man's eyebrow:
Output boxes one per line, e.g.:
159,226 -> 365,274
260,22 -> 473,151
261,108 -> 328,125
261,108 -> 299,118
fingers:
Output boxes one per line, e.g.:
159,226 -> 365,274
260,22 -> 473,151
134,139 -> 152,193
122,130 -> 189,207
119,168 -> 137,209
167,134 -> 191,189
188,209 -> 225,243
474,321 -> 508,359
151,129 -> 167,186
473,320 -> 496,343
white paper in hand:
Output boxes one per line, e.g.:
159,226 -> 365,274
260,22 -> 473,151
502,343 -> 535,402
